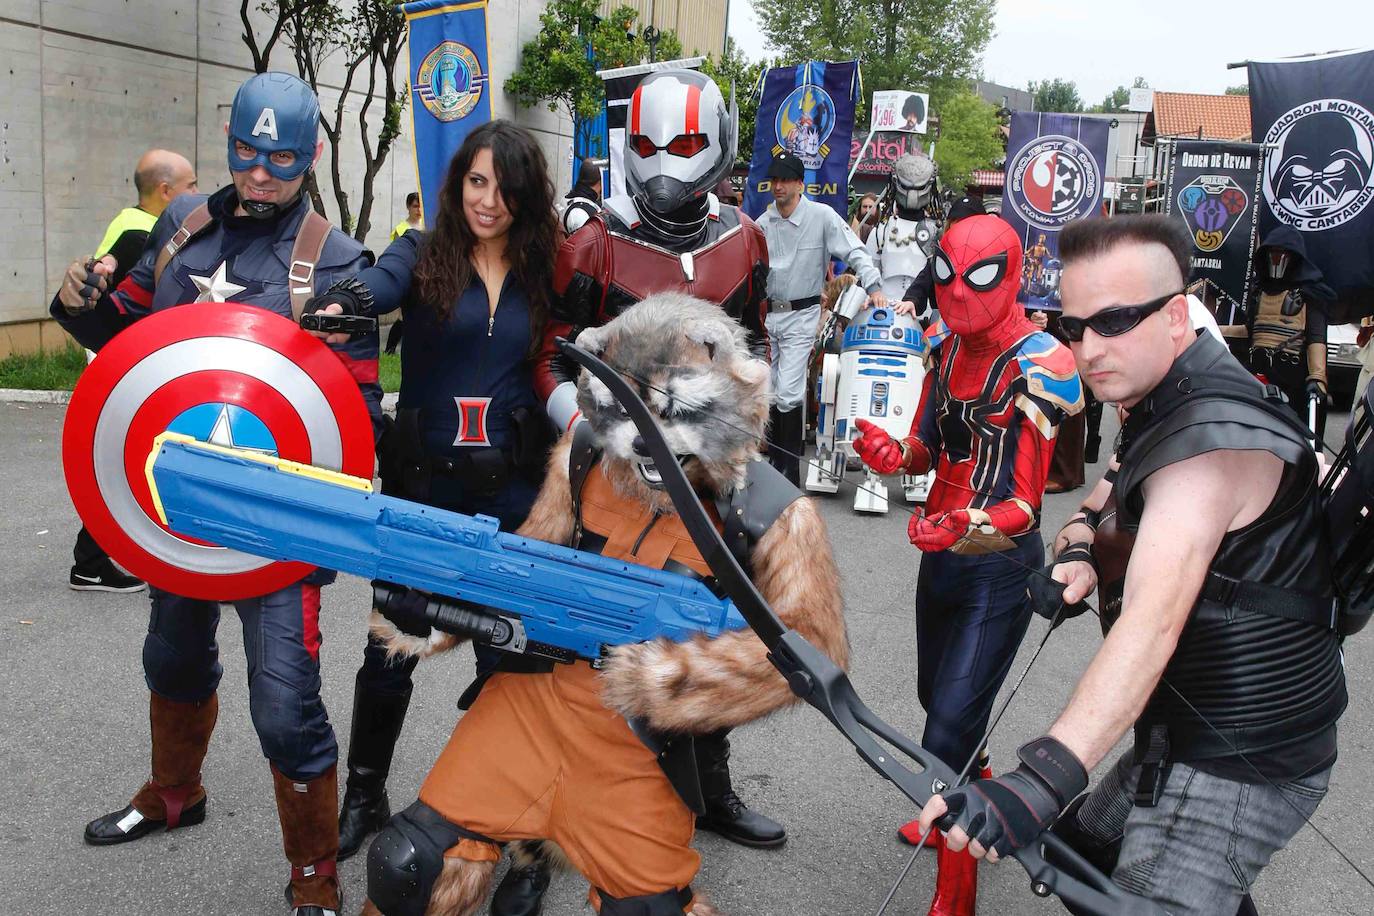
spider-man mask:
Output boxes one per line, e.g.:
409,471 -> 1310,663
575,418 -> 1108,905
931,215 -> 1022,337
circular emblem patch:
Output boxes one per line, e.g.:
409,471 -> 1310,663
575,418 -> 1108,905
415,41 -> 485,122
63,303 -> 374,600
1263,98 -> 1374,231
1007,135 -> 1102,230
775,84 -> 836,171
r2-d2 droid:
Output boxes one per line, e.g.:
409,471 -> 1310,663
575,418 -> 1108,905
808,285 -> 931,513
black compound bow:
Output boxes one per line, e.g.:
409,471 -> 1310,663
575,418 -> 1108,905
559,338 -> 1166,916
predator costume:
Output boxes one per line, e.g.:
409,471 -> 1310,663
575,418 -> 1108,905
1045,331 -> 1347,916
360,295 -> 848,916
852,215 -> 1083,916
521,66 -> 776,916
53,73 -> 378,916
867,152 -> 941,503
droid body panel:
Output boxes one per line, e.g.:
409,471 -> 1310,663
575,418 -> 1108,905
809,305 -> 929,512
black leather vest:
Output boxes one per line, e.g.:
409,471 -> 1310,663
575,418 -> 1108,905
1114,334 -> 1346,780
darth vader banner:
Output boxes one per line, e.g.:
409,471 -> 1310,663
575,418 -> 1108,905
1163,140 -> 1263,324
1001,112 -> 1110,310
1250,48 -> 1374,322
744,60 -> 861,220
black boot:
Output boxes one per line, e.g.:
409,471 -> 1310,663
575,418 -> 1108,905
338,673 -> 412,861
767,408 -> 804,486
694,729 -> 786,848
491,840 -> 553,916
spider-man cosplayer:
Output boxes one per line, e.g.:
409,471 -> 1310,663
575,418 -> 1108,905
499,69 -> 774,916
853,215 -> 1083,916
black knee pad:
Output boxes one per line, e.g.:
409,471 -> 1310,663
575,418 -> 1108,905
367,801 -> 491,916
598,886 -> 694,915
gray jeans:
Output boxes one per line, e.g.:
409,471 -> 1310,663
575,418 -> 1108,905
1072,752 -> 1330,915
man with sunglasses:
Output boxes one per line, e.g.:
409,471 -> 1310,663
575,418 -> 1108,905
851,213 -> 1083,915
914,215 -> 1345,916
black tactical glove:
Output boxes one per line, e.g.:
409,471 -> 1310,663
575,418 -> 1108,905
371,581 -> 432,639
1028,561 -> 1091,626
937,736 -> 1088,856
301,275 -> 374,319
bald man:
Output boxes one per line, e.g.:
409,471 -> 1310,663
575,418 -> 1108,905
68,149 -> 197,594
90,149 -> 199,288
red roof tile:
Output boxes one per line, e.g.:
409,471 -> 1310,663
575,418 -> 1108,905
1146,92 -> 1252,142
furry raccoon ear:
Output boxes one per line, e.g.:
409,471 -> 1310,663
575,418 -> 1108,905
683,320 -> 735,362
735,356 -> 771,390
574,324 -> 606,356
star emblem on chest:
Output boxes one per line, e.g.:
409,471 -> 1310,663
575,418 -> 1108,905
188,263 -> 247,303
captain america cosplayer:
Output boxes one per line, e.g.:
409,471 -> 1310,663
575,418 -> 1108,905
52,72 -> 378,916
510,67 -> 776,916
852,214 -> 1083,916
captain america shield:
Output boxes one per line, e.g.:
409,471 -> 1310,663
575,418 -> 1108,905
63,302 -> 375,600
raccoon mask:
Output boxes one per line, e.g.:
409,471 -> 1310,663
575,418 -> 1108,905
573,292 -> 771,504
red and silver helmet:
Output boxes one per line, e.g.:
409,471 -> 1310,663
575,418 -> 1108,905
625,69 -> 736,215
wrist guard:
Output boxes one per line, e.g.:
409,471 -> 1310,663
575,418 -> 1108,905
304,275 -> 374,318
936,735 -> 1088,855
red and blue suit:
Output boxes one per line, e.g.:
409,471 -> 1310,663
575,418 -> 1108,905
854,215 -> 1082,915
52,185 -> 380,784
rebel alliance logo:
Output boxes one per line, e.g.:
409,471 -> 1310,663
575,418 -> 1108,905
1263,98 -> 1374,231
1008,135 -> 1102,230
415,41 -> 486,123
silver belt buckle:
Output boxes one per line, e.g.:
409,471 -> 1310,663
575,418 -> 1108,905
771,298 -> 792,313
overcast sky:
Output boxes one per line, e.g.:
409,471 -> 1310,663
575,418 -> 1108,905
727,0 -> 1365,105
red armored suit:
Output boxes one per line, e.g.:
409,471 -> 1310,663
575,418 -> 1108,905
506,68 -> 779,916
535,196 -> 769,432
853,215 -> 1083,916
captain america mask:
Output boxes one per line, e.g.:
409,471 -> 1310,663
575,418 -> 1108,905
931,215 -> 1023,336
226,72 -> 320,182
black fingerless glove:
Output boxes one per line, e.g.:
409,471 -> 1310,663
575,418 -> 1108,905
303,275 -> 374,318
1027,561 -> 1091,625
937,736 -> 1088,855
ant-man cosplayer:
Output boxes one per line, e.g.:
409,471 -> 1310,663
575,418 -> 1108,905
496,68 -> 773,916
853,215 -> 1083,916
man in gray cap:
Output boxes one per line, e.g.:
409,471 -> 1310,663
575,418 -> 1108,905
755,150 -> 884,484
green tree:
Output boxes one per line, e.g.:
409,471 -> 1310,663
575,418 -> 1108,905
1028,77 -> 1083,113
1093,76 -> 1148,113
504,1 -> 682,158
931,90 -> 1002,189
752,0 -> 996,124
1225,84 -> 1249,95
701,38 -> 766,165
243,1 -> 408,241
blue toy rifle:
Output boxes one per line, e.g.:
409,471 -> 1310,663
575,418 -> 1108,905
144,432 -> 747,664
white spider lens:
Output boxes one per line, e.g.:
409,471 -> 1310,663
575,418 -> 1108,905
965,262 -> 1002,289
932,252 -> 954,283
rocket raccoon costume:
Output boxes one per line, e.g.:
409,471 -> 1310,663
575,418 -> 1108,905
360,295 -> 847,916
515,66 -> 776,916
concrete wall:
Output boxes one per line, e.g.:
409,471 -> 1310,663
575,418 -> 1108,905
0,0 -> 576,357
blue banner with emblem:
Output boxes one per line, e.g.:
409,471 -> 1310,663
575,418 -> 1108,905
1250,48 -> 1374,323
743,60 -> 861,220
1001,112 -> 1110,310
402,0 -> 492,224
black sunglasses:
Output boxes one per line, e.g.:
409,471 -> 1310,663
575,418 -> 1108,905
1059,290 -> 1183,342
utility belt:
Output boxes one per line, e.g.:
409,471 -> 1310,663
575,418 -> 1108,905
380,404 -> 551,501
769,294 -> 820,313
1249,346 -> 1302,367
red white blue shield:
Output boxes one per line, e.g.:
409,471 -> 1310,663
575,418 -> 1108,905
63,302 -> 375,600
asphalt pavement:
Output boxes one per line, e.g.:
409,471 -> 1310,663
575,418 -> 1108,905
1,399 -> 1371,916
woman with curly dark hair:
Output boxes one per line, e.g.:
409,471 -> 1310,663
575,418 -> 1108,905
304,119 -> 560,860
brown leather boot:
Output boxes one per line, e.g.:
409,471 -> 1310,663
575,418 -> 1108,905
84,692 -> 218,845
927,831 -> 978,916
271,763 -> 342,914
